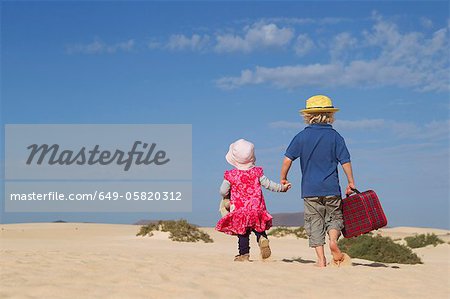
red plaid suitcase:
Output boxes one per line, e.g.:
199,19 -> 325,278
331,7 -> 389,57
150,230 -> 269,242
342,189 -> 387,238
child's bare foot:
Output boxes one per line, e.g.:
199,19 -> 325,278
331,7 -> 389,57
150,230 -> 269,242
329,240 -> 344,262
314,257 -> 327,268
313,245 -> 326,267
329,253 -> 352,267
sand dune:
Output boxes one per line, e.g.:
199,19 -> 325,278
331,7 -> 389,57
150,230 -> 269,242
1,223 -> 449,299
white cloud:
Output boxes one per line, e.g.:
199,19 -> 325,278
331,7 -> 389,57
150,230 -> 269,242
294,34 -> 315,56
262,17 -> 350,26
216,60 -> 439,90
217,16 -> 450,92
384,119 -> 449,141
166,34 -> 210,51
330,32 -> 357,60
420,17 -> 433,29
424,120 -> 450,141
215,34 -> 250,53
66,39 -> 135,54
216,64 -> 340,89
215,23 -> 294,53
147,40 -> 162,49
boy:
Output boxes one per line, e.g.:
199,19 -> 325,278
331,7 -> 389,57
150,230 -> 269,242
280,95 -> 355,267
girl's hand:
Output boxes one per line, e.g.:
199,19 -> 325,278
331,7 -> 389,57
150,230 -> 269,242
281,183 -> 291,192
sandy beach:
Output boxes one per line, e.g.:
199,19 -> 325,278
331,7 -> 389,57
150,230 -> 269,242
1,223 -> 449,299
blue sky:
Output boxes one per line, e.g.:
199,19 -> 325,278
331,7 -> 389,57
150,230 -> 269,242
1,1 -> 449,228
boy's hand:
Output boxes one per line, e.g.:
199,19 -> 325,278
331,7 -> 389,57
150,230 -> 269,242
345,183 -> 356,196
281,179 -> 290,185
281,183 -> 291,192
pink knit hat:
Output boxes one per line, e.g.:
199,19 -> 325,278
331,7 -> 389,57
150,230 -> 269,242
225,139 -> 255,170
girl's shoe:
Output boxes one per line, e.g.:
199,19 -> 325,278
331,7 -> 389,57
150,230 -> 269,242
234,254 -> 250,262
258,236 -> 271,259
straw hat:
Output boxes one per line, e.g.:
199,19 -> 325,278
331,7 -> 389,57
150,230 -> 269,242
225,139 -> 255,170
300,95 -> 339,113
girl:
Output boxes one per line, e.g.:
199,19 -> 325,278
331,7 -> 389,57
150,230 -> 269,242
216,139 -> 291,261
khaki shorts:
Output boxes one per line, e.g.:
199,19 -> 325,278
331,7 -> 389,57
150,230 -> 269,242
303,195 -> 344,248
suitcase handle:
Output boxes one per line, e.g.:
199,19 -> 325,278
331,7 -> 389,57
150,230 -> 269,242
351,188 -> 361,194
346,188 -> 361,197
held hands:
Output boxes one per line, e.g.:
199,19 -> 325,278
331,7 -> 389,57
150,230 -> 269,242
280,179 -> 291,192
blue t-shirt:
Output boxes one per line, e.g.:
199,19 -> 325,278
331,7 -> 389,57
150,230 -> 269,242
285,123 -> 350,198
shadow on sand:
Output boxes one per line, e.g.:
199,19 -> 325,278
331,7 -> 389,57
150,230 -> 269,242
282,258 -> 401,269
282,257 -> 316,264
353,262 -> 400,269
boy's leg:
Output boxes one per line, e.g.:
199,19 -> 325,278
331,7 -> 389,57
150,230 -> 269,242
324,196 -> 345,262
304,197 -> 327,266
314,246 -> 326,267
328,229 -> 343,261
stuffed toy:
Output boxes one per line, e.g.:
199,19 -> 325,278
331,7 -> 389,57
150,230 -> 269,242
219,194 -> 234,217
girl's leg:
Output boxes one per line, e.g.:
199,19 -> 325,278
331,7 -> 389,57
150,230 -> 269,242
253,230 -> 271,259
252,230 -> 268,242
237,230 -> 251,255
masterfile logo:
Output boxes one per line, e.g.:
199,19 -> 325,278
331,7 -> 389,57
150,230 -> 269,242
26,141 -> 170,171
6,124 -> 191,180
4,124 -> 192,213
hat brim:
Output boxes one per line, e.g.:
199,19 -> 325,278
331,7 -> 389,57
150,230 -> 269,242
225,149 -> 255,170
300,107 -> 339,113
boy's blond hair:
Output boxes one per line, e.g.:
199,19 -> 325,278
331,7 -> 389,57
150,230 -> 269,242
302,112 -> 335,124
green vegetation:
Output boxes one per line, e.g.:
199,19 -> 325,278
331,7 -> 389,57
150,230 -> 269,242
136,219 -> 213,243
404,233 -> 444,249
338,234 -> 422,264
268,226 -> 307,239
